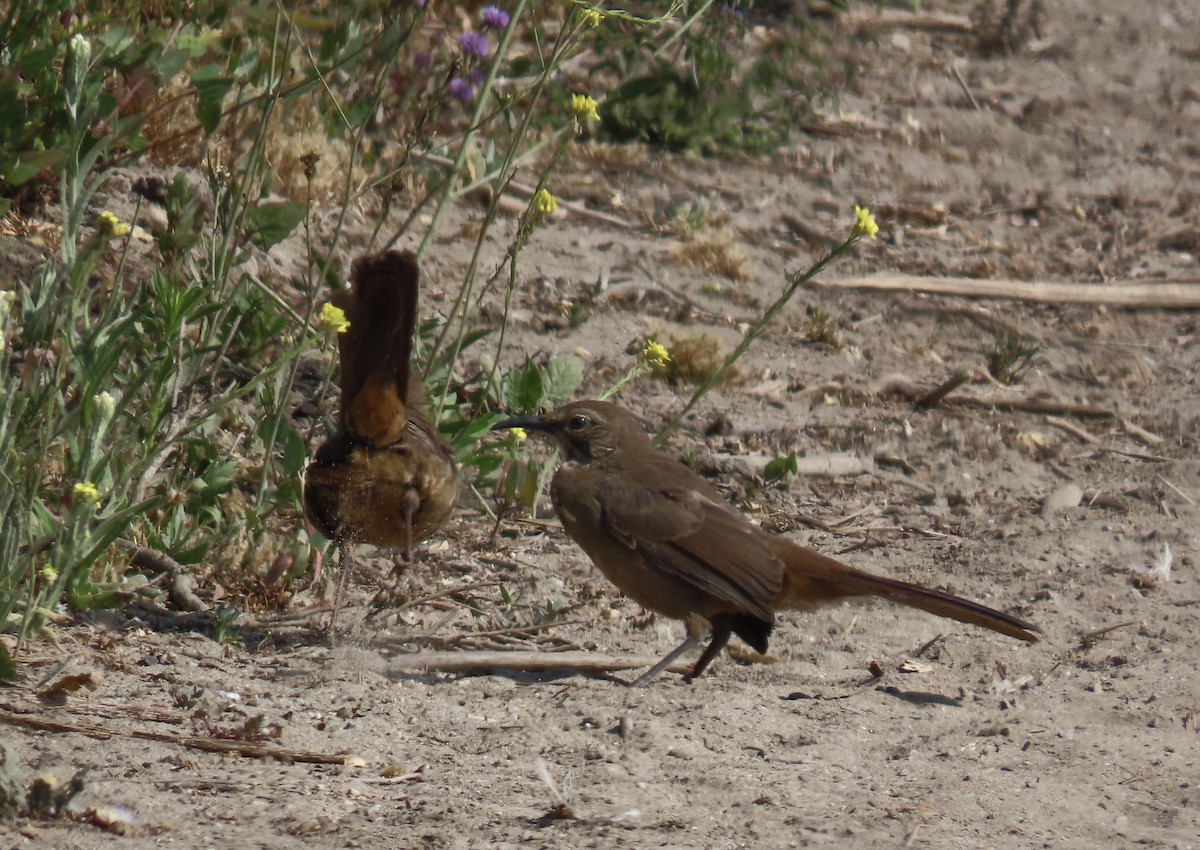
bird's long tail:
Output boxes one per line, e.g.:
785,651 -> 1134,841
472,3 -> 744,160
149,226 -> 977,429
770,539 -> 1040,643
335,250 -> 421,446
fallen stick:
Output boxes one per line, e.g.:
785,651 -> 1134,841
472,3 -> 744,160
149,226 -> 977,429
121,539 -> 209,613
1121,419 -> 1165,445
914,371 -> 970,410
1079,621 -> 1138,649
0,709 -> 348,764
812,274 -> 1200,309
386,651 -> 691,676
882,375 -> 1115,419
950,395 -> 1112,418
844,9 -> 974,33
395,619 -> 587,648
1046,415 -> 1099,443
949,61 -> 981,111
2,699 -> 187,726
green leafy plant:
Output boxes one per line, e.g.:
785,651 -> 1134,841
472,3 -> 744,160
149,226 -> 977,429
805,305 -> 841,346
590,2 -> 849,153
984,332 -> 1039,385
0,2 -> 220,216
764,452 -> 798,488
212,606 -> 242,645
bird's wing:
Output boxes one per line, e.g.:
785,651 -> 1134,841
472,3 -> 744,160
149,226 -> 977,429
599,481 -> 782,622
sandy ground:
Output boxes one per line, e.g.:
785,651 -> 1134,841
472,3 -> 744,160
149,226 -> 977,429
4,1 -> 1199,847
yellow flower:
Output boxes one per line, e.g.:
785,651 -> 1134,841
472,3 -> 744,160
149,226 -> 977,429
319,302 -> 351,334
73,482 -> 101,505
570,94 -> 600,123
509,427 -> 528,442
97,211 -> 130,238
39,565 -> 59,583
581,8 -> 604,27
534,189 -> 558,216
853,205 -> 879,240
642,340 -> 671,367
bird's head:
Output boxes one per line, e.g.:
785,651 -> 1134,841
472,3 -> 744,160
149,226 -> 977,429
491,400 -> 651,464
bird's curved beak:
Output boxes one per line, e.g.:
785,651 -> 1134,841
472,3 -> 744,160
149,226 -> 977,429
491,413 -> 552,433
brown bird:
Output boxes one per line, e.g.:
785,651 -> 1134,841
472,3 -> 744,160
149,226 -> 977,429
304,250 -> 458,604
493,400 -> 1039,686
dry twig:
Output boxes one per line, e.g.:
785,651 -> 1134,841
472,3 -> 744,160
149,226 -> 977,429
914,371 -> 970,410
883,375 -> 1115,419
844,8 -> 974,34
0,708 -> 347,764
1079,621 -> 1138,649
385,650 -> 691,677
1046,416 -> 1099,443
813,274 -> 1200,309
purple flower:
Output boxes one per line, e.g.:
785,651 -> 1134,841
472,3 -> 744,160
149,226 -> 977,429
414,50 -> 434,68
458,31 -> 489,57
448,78 -> 474,102
481,6 -> 510,29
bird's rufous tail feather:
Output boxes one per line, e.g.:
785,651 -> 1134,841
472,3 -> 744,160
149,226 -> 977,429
770,539 -> 1040,643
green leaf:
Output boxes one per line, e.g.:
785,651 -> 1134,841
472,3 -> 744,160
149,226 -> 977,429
244,201 -> 308,250
191,65 -> 234,133
279,422 -> 307,477
74,496 -> 163,585
543,356 -> 583,403
97,24 -> 135,55
66,582 -> 126,610
764,452 -> 798,488
149,46 -> 192,81
174,28 -> 222,58
0,642 -> 18,683
450,411 -> 506,449
17,46 -> 57,80
504,360 -> 546,413
3,148 -> 64,186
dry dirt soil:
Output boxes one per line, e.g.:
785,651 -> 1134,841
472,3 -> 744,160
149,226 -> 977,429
4,1 -> 1200,848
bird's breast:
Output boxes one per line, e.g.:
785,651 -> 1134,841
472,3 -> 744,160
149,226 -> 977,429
304,435 -> 456,547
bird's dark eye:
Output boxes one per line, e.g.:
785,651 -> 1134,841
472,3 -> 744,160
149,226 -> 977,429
568,414 -> 589,431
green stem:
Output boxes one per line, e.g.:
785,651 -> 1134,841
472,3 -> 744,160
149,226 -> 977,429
428,7 -> 583,414
653,0 -> 715,57
599,363 -> 650,401
654,232 -> 862,443
473,128 -> 574,416
415,0 -> 531,266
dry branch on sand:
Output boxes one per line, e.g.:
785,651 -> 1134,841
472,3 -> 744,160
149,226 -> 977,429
813,274 -> 1200,309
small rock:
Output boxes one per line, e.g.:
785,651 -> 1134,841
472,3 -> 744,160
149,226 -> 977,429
1041,483 -> 1083,518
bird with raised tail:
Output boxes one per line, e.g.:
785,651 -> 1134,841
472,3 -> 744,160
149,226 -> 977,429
493,400 -> 1039,687
305,250 -> 458,618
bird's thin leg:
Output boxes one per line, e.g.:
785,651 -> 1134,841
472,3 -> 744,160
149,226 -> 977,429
402,488 -> 420,564
629,613 -> 711,688
329,545 -> 354,633
629,635 -> 700,688
685,618 -> 733,683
